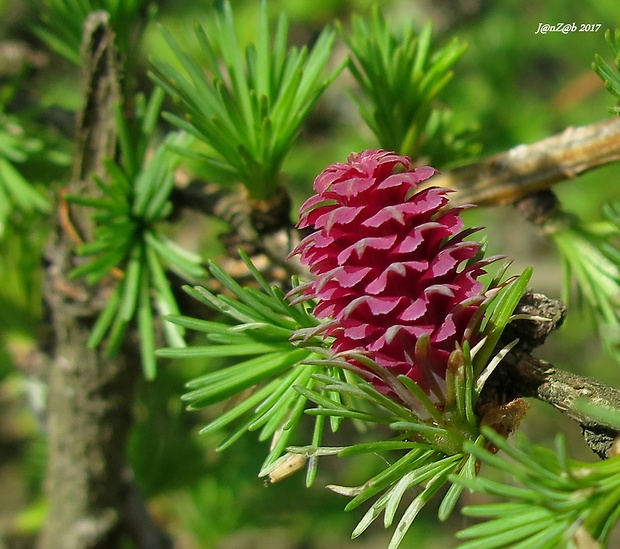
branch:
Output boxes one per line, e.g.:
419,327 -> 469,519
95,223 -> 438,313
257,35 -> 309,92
426,117 -> 620,206
502,351 -> 620,458
170,180 -> 307,281
40,13 -> 169,549
480,291 -> 620,458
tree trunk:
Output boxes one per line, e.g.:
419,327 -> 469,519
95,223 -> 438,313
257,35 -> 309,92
38,12 -> 145,548
39,275 -> 139,548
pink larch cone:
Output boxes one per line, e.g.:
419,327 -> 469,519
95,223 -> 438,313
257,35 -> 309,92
290,150 -> 497,399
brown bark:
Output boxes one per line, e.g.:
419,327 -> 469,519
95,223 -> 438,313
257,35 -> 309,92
479,291 -> 620,459
424,117 -> 620,206
39,13 -> 170,549
495,351 -> 620,458
39,292 -> 139,548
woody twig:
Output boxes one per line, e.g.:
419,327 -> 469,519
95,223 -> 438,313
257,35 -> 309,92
424,117 -> 620,206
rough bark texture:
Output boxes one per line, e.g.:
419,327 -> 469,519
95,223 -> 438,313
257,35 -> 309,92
479,291 -> 620,459
39,291 -> 139,548
497,351 -> 620,458
424,117 -> 620,206
38,13 -> 165,549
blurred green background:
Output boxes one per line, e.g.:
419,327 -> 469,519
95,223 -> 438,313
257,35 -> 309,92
1,0 -> 620,547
